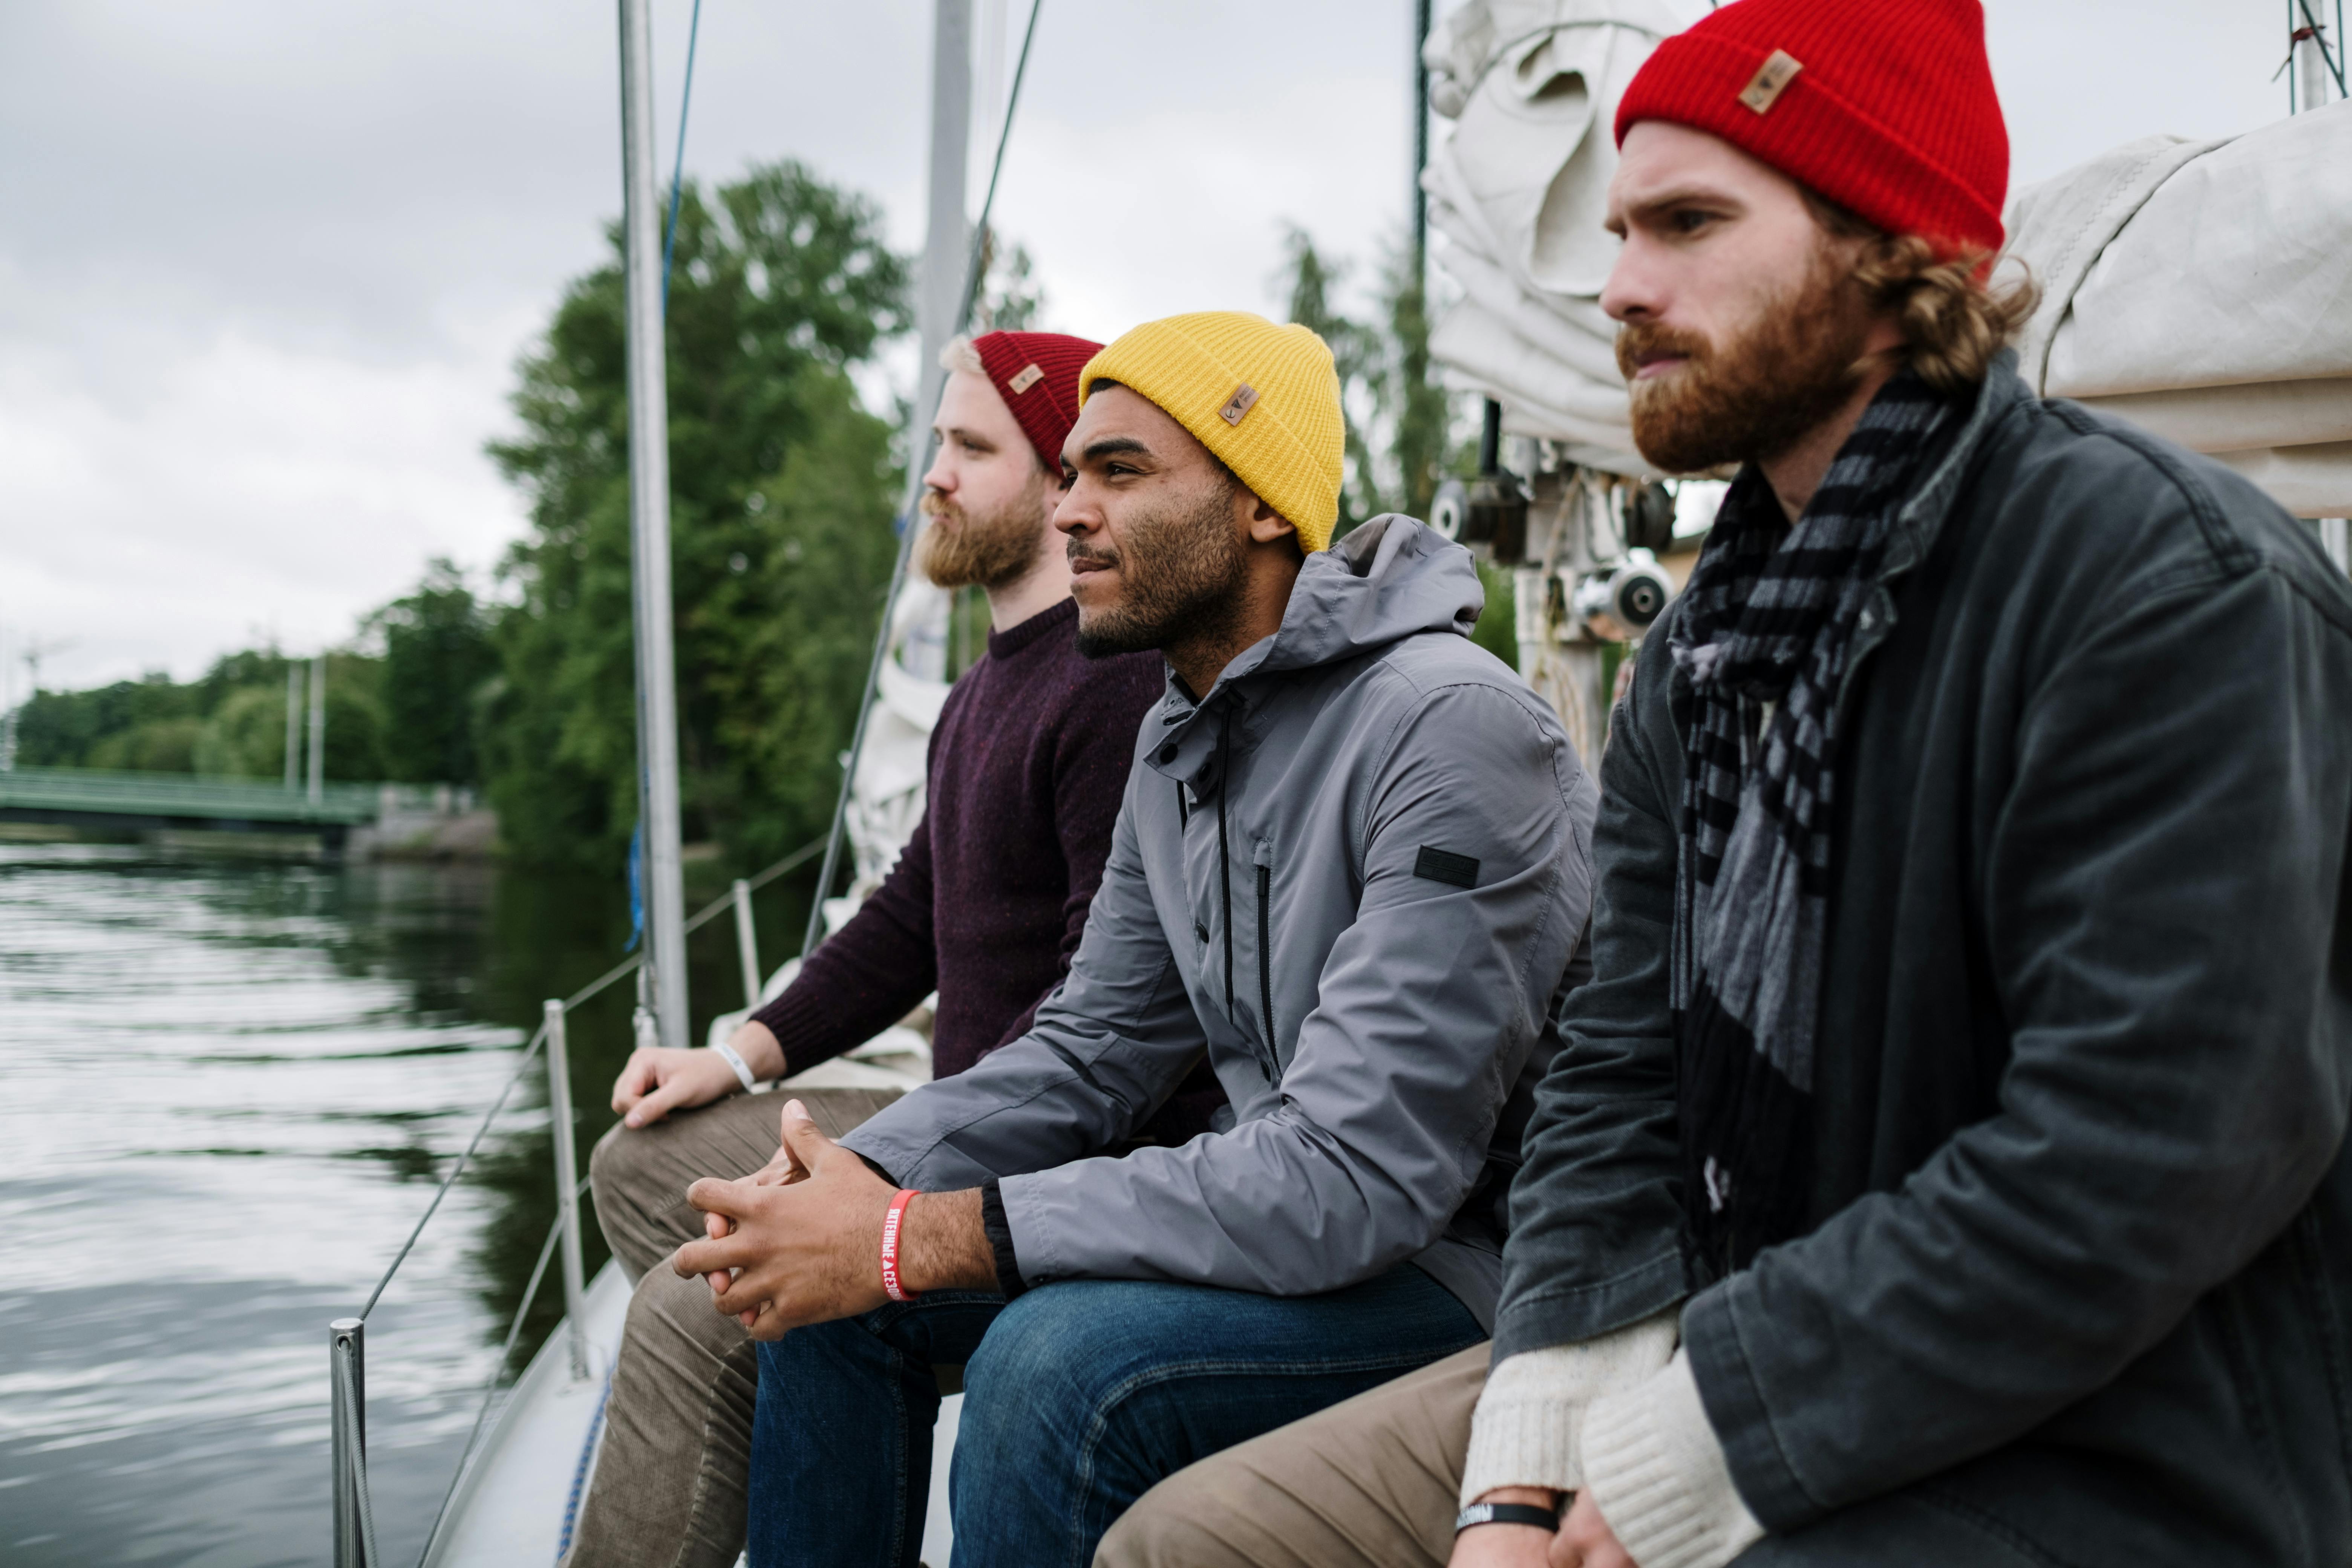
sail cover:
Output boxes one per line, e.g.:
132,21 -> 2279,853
2005,100 -> 2352,517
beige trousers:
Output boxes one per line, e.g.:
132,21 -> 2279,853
1095,1341 -> 1490,1568
565,1086 -> 903,1568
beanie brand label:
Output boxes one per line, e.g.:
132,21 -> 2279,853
1738,50 -> 1802,114
1008,363 -> 1044,394
1219,384 -> 1260,426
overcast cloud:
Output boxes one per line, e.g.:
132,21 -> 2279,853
0,0 -> 2291,691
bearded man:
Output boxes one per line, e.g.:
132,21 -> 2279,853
669,310 -> 1597,1568
1096,2 -> 2352,1566
564,329 -> 1196,1568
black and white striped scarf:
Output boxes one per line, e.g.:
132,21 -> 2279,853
1666,371 -> 1951,1273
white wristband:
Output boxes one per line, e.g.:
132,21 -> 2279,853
712,1041 -> 760,1093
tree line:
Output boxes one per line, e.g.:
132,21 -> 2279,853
17,160 -> 1504,877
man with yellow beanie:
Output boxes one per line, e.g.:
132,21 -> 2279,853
668,310 -> 1598,1568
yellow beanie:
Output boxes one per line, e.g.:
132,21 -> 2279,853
1078,312 -> 1345,553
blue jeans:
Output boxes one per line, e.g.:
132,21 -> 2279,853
747,1265 -> 1484,1568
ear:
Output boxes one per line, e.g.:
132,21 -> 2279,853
1240,490 -> 1296,548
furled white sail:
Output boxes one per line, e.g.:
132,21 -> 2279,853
1420,0 -> 1688,478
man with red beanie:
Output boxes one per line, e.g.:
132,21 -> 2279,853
1097,0 -> 2352,1565
566,329 -> 1205,1568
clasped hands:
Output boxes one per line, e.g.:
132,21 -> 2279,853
669,1097 -> 994,1341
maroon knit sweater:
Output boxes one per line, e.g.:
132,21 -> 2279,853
752,597 -> 1223,1137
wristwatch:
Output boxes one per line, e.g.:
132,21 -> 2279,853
1454,1501 -> 1562,1535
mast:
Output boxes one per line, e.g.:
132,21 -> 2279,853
618,0 -> 690,1053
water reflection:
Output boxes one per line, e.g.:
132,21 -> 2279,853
0,842 -> 813,1567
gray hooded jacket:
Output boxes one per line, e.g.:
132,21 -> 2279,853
843,515 -> 1597,1325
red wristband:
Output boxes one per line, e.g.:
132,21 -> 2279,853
880,1188 -> 921,1303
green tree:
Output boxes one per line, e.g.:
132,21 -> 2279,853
485,160 -> 910,873
88,715 -> 203,772
193,685 -> 290,776
371,559 -> 497,784
1281,229 -> 1385,534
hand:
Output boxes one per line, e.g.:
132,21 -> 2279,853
1446,1490 -> 1561,1568
704,1132 -> 813,1329
1556,1491 -> 1635,1568
611,1020 -> 783,1127
671,1099 -> 898,1340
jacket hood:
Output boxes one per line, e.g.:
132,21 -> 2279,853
1145,514 -> 1485,789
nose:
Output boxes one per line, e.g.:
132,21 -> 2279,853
1054,477 -> 1100,538
921,444 -> 955,497
1599,236 -> 1660,325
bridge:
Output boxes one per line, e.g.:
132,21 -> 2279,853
0,766 -> 384,848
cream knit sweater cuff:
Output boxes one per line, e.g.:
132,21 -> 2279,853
1457,1305 -> 1680,1506
1579,1350 -> 1765,1568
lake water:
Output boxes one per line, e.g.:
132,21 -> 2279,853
0,840 -> 799,1567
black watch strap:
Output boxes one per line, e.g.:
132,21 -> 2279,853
1454,1501 -> 1562,1535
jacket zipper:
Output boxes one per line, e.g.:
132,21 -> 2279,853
1257,862 -> 1275,1073
1217,714 -> 1235,1031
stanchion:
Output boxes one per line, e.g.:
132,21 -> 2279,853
543,999 -> 590,1380
732,878 -> 762,1008
329,1316 -> 368,1566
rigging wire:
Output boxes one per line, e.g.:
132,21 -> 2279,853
662,0 -> 706,305
798,0 -> 1049,962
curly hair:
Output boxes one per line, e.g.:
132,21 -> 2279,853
1805,191 -> 2039,395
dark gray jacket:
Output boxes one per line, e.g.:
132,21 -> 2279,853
1496,355 -> 2352,1562
847,516 -> 1597,1326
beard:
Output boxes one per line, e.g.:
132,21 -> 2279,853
916,477 -> 1051,591
1618,242 -> 1876,475
1070,476 -> 1248,661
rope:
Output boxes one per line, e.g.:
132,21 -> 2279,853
334,1347 -> 384,1568
555,1365 -> 616,1560
797,0 -> 1050,962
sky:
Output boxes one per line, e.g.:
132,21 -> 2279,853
0,0 -> 2298,692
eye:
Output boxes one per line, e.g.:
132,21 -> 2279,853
1669,207 -> 1718,236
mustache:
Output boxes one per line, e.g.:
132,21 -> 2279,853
1615,321 -> 1713,381
919,488 -> 958,521
1065,539 -> 1118,571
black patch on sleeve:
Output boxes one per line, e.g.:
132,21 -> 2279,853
1413,845 -> 1480,889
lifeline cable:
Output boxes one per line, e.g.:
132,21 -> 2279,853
355,828 -> 824,1321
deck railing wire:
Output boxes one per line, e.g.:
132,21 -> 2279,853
332,832 -> 826,1566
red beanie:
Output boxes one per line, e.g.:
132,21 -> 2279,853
1614,0 -> 2007,257
970,330 -> 1104,471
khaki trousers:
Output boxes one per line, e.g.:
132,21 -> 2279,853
1095,1341 -> 1490,1568
565,1086 -> 903,1568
